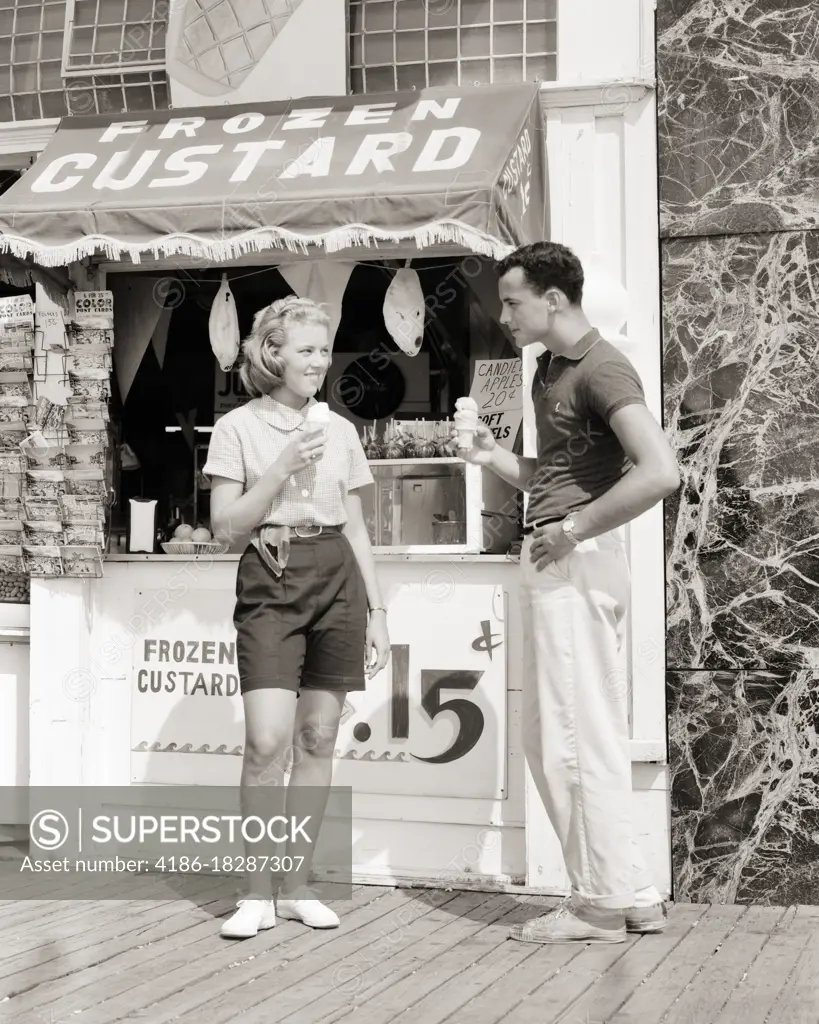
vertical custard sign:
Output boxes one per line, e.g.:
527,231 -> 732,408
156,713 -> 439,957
165,0 -> 347,107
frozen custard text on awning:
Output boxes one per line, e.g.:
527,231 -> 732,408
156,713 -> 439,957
0,84 -> 547,264
29,99 -> 481,195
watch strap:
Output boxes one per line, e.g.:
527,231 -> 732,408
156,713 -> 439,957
561,516 -> 580,546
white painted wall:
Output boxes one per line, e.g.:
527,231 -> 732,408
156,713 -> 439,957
29,542 -> 670,895
29,558 -> 527,886
0,639 -> 29,829
521,0 -> 669,894
0,604 -> 30,828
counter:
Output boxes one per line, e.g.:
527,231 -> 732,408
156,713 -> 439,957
28,552 -> 670,894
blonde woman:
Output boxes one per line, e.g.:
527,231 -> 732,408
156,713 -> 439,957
204,296 -> 390,939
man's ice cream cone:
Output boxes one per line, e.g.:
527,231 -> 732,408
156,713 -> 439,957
454,397 -> 479,450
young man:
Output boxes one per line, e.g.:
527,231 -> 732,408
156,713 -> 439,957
455,242 -> 680,944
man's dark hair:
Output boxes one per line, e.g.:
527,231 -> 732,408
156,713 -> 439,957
496,242 -> 584,305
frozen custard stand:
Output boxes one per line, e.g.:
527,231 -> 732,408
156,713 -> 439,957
0,82 -> 668,895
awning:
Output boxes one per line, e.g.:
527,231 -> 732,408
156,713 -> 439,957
0,84 -> 547,268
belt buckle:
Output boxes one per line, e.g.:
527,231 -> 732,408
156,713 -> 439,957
294,525 -> 322,538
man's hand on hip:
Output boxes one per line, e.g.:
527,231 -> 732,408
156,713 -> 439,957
530,521 -> 575,571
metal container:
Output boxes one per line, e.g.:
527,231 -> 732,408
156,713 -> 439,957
432,519 -> 466,545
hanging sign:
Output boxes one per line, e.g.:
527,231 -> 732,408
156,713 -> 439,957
469,358 -> 523,450
0,296 -> 34,347
35,283 -> 66,353
0,84 -> 546,266
72,291 -> 114,328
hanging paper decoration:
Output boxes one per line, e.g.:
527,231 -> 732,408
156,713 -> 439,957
383,262 -> 425,357
110,276 -> 165,404
464,257 -> 504,324
208,274 -> 240,372
151,304 -> 172,369
277,263 -> 313,301
278,261 -> 355,345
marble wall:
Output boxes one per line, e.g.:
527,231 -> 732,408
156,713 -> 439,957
668,669 -> 819,905
659,2 -> 819,903
658,1 -> 819,237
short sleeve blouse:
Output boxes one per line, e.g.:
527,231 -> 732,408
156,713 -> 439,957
202,396 -> 373,527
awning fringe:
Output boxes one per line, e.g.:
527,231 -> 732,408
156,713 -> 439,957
0,221 -> 515,268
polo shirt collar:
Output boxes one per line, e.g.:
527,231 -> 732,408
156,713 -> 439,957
254,394 -> 316,432
537,328 -> 602,368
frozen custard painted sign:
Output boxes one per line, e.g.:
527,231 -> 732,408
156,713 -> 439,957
130,583 -> 506,798
26,98 -> 484,196
136,637 -> 241,698
131,589 -> 245,772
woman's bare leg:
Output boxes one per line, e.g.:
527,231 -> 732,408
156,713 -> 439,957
281,689 -> 346,897
240,688 -> 298,900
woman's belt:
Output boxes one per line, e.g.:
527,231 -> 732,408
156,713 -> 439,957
250,524 -> 343,576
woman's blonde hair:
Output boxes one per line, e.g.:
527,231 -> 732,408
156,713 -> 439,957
239,295 -> 331,398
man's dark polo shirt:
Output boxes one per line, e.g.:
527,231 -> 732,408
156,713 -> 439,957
526,329 -> 646,526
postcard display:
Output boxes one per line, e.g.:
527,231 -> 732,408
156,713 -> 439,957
0,291 -> 114,600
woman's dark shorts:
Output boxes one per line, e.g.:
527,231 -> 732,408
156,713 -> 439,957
234,530 -> 368,695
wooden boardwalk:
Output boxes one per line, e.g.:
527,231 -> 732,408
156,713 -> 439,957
0,878 -> 817,1024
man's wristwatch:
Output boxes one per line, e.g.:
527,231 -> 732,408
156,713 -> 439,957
561,515 -> 580,547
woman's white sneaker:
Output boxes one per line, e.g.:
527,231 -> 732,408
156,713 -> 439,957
277,898 -> 340,929
220,899 -> 276,939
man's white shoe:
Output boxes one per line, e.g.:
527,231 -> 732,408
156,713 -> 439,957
220,899 -> 276,939
277,898 -> 340,929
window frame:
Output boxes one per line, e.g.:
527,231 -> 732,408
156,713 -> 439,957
61,0 -> 166,79
347,0 -> 558,93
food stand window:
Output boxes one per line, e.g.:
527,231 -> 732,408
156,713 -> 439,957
105,256 -> 518,555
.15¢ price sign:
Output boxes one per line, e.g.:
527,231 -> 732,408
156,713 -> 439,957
341,617 -> 504,767
384,645 -> 485,764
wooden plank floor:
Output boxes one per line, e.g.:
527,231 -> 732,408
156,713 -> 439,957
0,879 -> 816,1024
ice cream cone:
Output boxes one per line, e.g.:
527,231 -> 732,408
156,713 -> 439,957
454,396 -> 479,450
303,401 -> 329,442
456,428 -> 476,451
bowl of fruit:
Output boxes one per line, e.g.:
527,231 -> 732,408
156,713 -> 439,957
161,524 -> 230,556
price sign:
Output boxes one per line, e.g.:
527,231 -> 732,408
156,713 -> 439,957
469,358 -> 523,452
72,291 -> 114,328
35,283 -> 66,352
0,295 -> 35,347
499,125 -> 533,225
334,583 -> 506,799
0,295 -> 34,324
